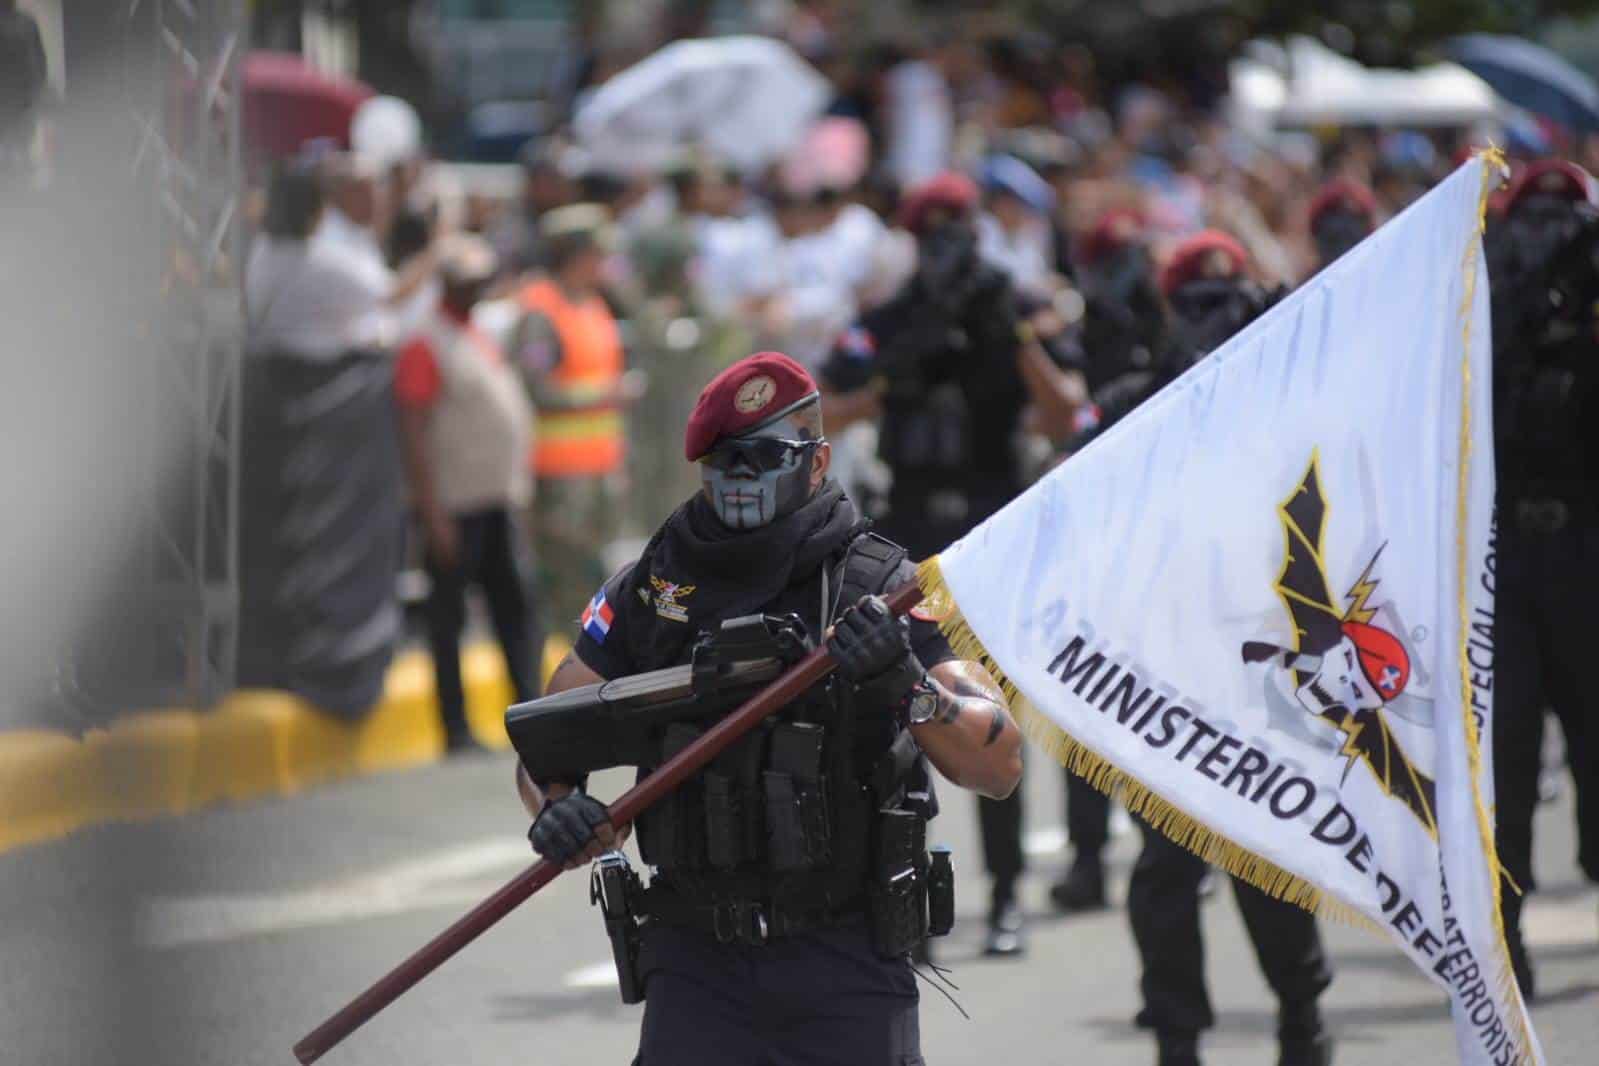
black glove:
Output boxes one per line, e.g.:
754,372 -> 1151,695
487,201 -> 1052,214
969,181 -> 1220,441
530,789 -> 611,865
827,595 -> 926,705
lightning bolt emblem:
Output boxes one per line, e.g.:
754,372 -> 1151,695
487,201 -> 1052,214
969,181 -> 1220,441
1337,717 -> 1367,762
1342,542 -> 1387,623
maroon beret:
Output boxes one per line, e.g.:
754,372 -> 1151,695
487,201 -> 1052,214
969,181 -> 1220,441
898,171 -> 979,235
1158,230 -> 1250,298
1078,207 -> 1146,266
1307,179 -> 1378,230
684,352 -> 820,461
1503,159 -> 1594,214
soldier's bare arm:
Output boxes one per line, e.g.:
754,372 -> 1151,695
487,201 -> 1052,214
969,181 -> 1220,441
913,660 -> 1023,800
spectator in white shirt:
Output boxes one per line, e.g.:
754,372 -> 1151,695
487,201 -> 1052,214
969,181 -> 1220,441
314,153 -> 391,287
246,162 -> 439,360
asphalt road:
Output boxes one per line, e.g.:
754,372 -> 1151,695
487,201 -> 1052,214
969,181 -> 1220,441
3,749 -> 1595,1066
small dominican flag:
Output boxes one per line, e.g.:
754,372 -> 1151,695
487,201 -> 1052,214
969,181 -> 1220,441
581,588 -> 614,644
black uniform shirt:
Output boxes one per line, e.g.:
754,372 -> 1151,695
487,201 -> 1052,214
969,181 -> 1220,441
819,271 -> 1077,502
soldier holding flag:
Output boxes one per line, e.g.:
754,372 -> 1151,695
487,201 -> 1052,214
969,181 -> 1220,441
516,353 -> 1022,1065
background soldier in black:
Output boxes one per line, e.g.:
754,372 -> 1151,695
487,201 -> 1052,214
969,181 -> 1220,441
1305,179 -> 1378,277
819,171 -> 1086,956
516,352 -> 1024,1066
1485,158 -> 1599,1002
1074,207 -> 1168,391
1049,206 -> 1169,914
1072,231 -> 1331,1066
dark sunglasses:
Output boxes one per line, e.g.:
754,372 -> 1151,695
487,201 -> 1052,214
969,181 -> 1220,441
701,437 -> 820,474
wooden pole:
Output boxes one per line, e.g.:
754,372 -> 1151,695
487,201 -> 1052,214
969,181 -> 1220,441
293,581 -> 926,1063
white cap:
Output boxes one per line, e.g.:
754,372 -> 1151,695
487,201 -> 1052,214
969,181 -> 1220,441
352,96 -> 423,168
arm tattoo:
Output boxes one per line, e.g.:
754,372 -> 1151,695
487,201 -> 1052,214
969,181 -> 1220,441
928,661 -> 1008,729
983,705 -> 1007,746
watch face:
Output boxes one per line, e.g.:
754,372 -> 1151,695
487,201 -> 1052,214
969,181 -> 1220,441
908,689 -> 939,725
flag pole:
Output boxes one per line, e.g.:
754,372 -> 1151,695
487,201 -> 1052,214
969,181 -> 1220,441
292,581 -> 926,1063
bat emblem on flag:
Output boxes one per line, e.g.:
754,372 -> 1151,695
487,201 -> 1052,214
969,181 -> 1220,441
1242,453 -> 1439,837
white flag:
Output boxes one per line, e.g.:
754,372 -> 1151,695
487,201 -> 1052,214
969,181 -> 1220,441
917,155 -> 1543,1065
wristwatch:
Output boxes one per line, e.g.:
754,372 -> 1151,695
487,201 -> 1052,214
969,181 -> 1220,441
902,677 -> 940,727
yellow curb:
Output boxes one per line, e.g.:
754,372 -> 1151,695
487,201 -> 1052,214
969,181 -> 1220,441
355,650 -> 444,773
0,637 -> 570,855
464,644 -> 516,749
0,731 -> 102,852
192,692 -> 303,805
280,699 -> 358,792
87,710 -> 201,820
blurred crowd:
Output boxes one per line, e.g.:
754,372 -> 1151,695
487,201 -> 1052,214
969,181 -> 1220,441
239,5 -> 1595,794
237,14 -> 1594,658
235,14 -> 1597,1052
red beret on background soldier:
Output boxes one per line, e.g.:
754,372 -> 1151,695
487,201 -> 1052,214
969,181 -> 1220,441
1306,179 -> 1379,273
513,351 -> 1021,1066
1077,207 -> 1147,270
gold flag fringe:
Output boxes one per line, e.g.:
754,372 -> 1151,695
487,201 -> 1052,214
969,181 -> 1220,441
914,556 -> 1376,932
1459,148 -> 1539,1046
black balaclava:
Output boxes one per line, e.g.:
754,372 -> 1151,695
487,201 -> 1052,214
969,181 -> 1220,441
699,413 -> 821,531
1083,244 -> 1164,377
1504,192 -> 1586,275
1312,208 -> 1373,271
1168,278 -> 1265,364
915,217 -> 982,311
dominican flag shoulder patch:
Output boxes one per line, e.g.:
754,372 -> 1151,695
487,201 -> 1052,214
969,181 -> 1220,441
581,589 -> 614,643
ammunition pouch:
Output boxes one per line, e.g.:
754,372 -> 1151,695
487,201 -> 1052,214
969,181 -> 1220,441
765,722 -> 831,871
868,808 -> 928,957
636,719 -> 837,875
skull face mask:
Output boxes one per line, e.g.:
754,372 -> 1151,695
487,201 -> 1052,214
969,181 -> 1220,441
1294,636 -> 1385,718
699,418 -> 821,531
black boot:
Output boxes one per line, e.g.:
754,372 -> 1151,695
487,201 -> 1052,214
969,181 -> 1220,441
1278,1002 -> 1333,1066
1155,1031 -> 1200,1066
1507,933 -> 1537,1003
1503,893 -> 1537,1002
983,880 -> 1026,957
1049,851 -> 1107,912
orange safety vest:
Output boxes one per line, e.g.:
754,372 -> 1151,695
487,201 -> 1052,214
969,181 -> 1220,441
518,279 -> 625,478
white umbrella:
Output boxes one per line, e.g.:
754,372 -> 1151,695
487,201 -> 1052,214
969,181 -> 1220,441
574,36 -> 831,175
1277,36 -> 1499,128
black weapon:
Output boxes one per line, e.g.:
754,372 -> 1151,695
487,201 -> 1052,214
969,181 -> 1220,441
590,852 -> 646,1004
505,613 -> 812,783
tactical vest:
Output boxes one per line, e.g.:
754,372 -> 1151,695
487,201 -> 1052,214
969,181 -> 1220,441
626,533 -> 935,948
